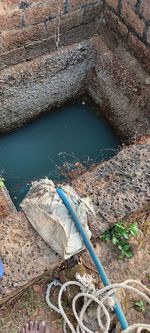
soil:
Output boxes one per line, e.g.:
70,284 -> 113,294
0,205 -> 149,333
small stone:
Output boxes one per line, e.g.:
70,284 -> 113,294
145,77 -> 150,85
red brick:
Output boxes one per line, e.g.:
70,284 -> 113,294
69,0 -> 96,11
106,0 -> 118,11
45,19 -> 57,37
60,4 -> 100,33
25,1 -> 64,26
122,0 -> 145,36
140,0 -> 150,21
0,47 -> 26,70
60,10 -> 83,34
0,10 -> 21,31
0,23 -> 47,52
25,36 -> 56,60
117,18 -> 128,37
104,8 -> 128,39
128,32 -> 150,72
60,19 -> 97,46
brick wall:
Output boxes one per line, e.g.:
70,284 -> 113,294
0,0 -> 150,70
104,0 -> 150,70
105,0 -> 150,44
0,0 -> 103,69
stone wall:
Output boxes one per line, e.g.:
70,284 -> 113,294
0,0 -> 150,136
0,0 -> 102,70
0,40 -> 94,133
89,37 -> 150,141
105,0 -> 150,45
103,0 -> 150,72
0,1 -> 150,71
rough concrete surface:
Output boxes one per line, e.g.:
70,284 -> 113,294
89,36 -> 150,141
0,35 -> 150,141
72,137 -> 150,236
0,40 -> 93,133
0,208 -> 61,305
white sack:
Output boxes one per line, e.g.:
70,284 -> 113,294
21,178 -> 93,259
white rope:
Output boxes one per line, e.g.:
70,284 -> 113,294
46,275 -> 150,333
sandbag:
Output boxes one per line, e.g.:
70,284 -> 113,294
21,178 -> 94,259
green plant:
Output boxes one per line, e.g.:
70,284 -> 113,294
0,177 -> 4,188
134,300 -> 145,313
101,220 -> 138,259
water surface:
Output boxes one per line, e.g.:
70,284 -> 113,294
0,102 -> 120,208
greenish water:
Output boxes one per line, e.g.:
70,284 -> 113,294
0,102 -> 120,209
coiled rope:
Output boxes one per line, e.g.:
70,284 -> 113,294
46,275 -> 150,333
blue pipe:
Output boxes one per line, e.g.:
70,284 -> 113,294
0,258 -> 3,279
56,187 -> 128,330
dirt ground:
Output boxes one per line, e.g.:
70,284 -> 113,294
0,274 -> 64,333
0,204 -> 150,333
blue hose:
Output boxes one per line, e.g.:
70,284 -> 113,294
56,187 -> 128,330
0,258 -> 3,279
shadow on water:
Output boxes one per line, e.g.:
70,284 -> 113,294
0,101 -> 121,209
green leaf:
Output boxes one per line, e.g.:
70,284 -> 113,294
101,232 -> 111,242
112,237 -> 117,244
122,231 -> 129,239
125,250 -> 133,257
99,219 -> 138,261
123,244 -> 130,251
134,300 -> 145,312
129,222 -> 138,237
